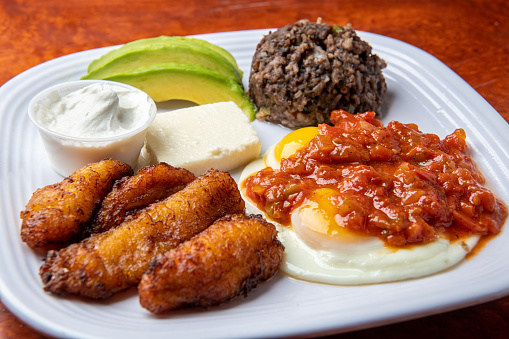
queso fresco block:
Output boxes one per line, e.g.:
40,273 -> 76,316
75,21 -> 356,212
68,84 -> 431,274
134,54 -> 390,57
144,101 -> 261,175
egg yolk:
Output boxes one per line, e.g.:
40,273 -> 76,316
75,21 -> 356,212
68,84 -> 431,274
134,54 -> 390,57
274,126 -> 318,162
306,189 -> 361,237
292,188 -> 377,252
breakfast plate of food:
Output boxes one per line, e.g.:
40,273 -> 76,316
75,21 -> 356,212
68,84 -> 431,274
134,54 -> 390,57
1,19 -> 509,339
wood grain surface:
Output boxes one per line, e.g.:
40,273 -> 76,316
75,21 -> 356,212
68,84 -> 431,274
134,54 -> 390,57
1,0 -> 508,338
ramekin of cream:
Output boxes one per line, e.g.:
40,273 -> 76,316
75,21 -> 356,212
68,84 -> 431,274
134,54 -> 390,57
28,80 -> 156,176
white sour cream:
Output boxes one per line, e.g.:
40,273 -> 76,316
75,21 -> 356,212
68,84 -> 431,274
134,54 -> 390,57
37,83 -> 151,138
29,80 -> 156,177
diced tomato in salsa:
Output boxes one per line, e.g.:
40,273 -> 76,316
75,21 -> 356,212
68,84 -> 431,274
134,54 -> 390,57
243,110 -> 508,247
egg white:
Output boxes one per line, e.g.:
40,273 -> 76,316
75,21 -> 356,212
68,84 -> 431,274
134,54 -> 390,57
240,146 -> 480,285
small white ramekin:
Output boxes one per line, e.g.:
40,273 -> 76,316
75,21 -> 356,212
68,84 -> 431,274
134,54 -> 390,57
28,80 -> 157,177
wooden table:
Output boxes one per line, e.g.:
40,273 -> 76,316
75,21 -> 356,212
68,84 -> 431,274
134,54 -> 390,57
1,0 -> 508,338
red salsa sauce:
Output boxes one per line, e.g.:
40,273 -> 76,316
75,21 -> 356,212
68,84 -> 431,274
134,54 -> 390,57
243,110 -> 508,247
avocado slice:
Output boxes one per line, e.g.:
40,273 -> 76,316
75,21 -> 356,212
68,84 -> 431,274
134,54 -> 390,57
174,37 -> 243,79
82,42 -> 241,83
103,63 -> 256,121
85,36 -> 243,83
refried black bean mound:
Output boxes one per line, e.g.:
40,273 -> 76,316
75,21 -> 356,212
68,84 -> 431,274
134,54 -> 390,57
248,19 -> 387,129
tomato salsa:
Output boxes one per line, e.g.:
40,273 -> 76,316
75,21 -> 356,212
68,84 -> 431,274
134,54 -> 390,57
243,110 -> 508,247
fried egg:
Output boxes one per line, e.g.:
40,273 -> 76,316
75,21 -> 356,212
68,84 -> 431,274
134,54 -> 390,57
239,127 -> 480,285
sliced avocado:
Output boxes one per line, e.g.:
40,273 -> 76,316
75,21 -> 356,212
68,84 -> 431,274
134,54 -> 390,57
172,37 -> 243,79
82,43 -> 240,83
85,36 -> 243,82
103,63 -> 256,121
87,36 -> 183,72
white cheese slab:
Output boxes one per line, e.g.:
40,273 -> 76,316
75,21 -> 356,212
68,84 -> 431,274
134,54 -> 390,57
143,101 -> 261,176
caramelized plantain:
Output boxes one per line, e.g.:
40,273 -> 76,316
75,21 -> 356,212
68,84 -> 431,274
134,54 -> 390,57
20,159 -> 133,248
138,214 -> 284,313
87,163 -> 195,235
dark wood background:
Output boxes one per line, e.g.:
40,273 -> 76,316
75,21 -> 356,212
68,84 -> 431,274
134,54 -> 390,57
1,0 -> 508,338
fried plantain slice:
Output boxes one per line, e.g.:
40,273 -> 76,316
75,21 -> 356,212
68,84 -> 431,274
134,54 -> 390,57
39,169 -> 245,299
138,214 -> 284,314
20,159 -> 133,248
86,163 -> 196,235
